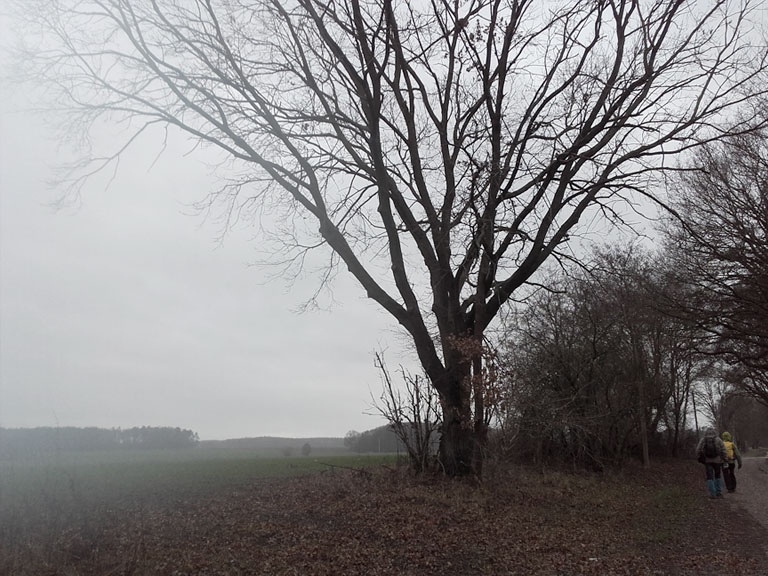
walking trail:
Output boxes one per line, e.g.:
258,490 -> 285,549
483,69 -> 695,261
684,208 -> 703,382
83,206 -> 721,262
725,455 -> 768,559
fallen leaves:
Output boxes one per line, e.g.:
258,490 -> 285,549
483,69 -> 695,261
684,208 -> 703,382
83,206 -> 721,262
2,459 -> 766,575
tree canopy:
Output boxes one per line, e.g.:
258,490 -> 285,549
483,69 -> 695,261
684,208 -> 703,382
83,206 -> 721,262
664,127 -> 768,407
20,0 -> 768,474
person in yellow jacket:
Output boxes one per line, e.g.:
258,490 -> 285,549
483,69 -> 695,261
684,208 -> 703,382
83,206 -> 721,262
721,431 -> 743,493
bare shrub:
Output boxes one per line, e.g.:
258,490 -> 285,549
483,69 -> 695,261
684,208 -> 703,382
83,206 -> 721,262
372,353 -> 441,474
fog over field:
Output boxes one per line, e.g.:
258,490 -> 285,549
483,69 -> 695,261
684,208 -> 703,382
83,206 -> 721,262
0,13 -> 408,441
1,2 -> 768,574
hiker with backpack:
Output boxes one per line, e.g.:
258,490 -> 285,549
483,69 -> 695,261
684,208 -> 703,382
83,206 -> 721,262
721,431 -> 743,493
695,428 -> 728,498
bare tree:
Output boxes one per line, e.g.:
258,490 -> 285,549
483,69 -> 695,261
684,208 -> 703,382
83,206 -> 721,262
664,127 -> 768,408
695,377 -> 735,430
661,332 -> 703,457
18,0 -> 768,475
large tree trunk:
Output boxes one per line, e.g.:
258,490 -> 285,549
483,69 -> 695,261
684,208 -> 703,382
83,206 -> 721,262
436,366 -> 490,476
436,359 -> 476,476
471,353 -> 488,476
440,408 -> 475,476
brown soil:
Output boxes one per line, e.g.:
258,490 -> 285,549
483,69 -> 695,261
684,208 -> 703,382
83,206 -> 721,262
2,459 -> 767,575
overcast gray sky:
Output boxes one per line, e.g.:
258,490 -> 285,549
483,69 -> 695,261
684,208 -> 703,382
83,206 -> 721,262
0,11 -> 410,440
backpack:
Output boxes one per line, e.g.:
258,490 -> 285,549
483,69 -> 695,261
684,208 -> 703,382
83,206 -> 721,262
703,436 -> 718,458
724,441 -> 735,461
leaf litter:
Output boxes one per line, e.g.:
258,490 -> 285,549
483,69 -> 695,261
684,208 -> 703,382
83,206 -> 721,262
1,459 -> 766,575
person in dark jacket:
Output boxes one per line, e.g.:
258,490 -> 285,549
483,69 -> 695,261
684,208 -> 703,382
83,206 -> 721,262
695,428 -> 728,498
721,431 -> 743,493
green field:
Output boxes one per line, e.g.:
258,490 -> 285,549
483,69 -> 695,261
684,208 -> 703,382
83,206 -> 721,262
0,449 -> 398,509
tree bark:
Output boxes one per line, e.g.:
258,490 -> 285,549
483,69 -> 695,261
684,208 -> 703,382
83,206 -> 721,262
439,406 -> 475,477
436,359 -> 475,476
472,353 -> 487,477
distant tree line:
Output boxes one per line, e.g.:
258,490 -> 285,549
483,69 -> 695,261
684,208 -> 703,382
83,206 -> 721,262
0,426 -> 199,458
344,426 -> 407,454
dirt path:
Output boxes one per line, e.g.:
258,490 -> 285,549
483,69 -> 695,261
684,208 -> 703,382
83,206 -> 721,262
725,455 -> 768,559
